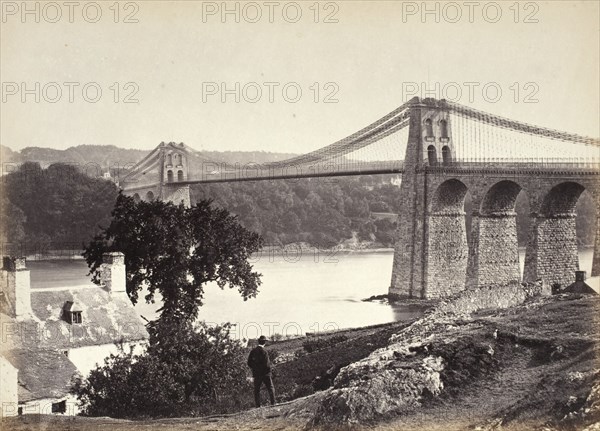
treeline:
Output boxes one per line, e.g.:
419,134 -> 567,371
1,162 -> 119,252
191,176 -> 402,248
1,162 -> 596,254
193,177 -> 597,249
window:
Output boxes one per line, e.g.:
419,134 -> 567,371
166,153 -> 172,166
177,170 -> 184,182
442,146 -> 451,165
71,311 -> 82,324
440,119 -> 449,142
52,400 -> 66,414
427,145 -> 437,166
167,170 -> 174,183
63,301 -> 82,324
425,119 -> 434,141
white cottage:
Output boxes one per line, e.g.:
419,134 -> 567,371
0,252 -> 148,416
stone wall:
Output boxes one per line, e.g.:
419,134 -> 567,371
525,215 -> 579,288
470,213 -> 520,288
434,280 -> 550,317
425,213 -> 468,297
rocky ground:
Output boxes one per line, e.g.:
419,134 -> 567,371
5,291 -> 599,431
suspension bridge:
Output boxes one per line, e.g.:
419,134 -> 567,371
120,97 -> 600,299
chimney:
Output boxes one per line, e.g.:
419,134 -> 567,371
100,252 -> 126,294
1,257 -> 32,320
575,271 -> 586,282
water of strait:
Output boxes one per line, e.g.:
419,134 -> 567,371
28,248 -> 594,339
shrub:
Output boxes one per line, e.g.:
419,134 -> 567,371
72,321 -> 249,419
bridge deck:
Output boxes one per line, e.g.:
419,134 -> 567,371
120,161 -> 599,190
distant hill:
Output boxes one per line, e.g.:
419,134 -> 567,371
0,144 -> 299,173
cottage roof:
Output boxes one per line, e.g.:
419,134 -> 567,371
0,287 -> 148,350
32,288 -> 148,348
3,349 -> 78,402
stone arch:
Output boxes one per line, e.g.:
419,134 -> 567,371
432,179 -> 468,213
442,145 -> 451,165
427,145 -> 437,166
524,181 -> 588,289
480,180 -> 523,215
540,182 -> 586,217
167,170 -> 174,183
146,191 -> 154,201
177,170 -> 184,182
427,179 -> 470,297
132,193 -> 141,203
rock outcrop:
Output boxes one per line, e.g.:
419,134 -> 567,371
311,281 -> 549,425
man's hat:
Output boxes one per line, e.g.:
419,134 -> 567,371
258,335 -> 268,343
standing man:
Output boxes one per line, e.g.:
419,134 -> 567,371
247,335 -> 276,407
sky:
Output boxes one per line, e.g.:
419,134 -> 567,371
1,0 -> 599,156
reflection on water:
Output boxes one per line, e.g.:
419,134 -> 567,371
27,248 -> 594,338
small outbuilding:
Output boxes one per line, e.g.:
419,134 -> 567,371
563,271 -> 598,295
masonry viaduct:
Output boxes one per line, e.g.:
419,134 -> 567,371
389,99 -> 599,298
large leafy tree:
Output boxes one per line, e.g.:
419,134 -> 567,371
74,194 -> 263,418
84,193 -> 263,323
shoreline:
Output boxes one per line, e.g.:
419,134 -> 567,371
22,244 -> 595,262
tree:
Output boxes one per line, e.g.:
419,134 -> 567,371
74,194 -> 263,418
83,193 -> 263,323
0,193 -> 26,247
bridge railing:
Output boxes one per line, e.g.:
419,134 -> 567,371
430,158 -> 600,170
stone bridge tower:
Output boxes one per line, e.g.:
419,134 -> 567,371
160,142 -> 191,206
390,98 -> 458,299
121,142 -> 191,207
